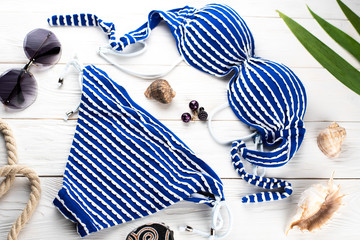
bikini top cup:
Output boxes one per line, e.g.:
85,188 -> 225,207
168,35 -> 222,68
48,4 -> 254,76
48,3 -> 307,203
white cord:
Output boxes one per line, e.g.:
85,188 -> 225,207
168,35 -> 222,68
209,102 -> 266,177
179,197 -> 232,239
208,102 -> 257,145
98,46 -> 183,80
252,135 -> 266,177
58,54 -> 83,121
99,41 -> 147,57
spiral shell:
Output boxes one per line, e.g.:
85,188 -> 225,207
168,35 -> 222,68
286,173 -> 343,234
317,122 -> 346,158
126,223 -> 174,240
144,79 -> 176,104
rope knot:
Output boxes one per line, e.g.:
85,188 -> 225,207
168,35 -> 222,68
0,118 -> 41,240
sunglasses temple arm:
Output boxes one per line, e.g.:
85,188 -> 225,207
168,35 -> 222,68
28,32 -> 52,62
58,56 -> 83,120
3,69 -> 27,104
34,47 -> 61,60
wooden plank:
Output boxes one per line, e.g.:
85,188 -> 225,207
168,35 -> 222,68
0,15 -> 359,68
0,0 -> 359,20
0,120 -> 358,179
1,64 -> 360,121
0,1 -> 359,239
0,177 -> 358,239
0,1 -> 359,68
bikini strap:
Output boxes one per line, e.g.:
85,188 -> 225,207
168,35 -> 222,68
57,55 -> 84,120
231,140 -> 293,203
98,49 -> 183,79
208,100 -> 297,203
208,102 -> 258,145
47,10 -> 192,79
48,11 -> 168,51
179,197 -> 232,239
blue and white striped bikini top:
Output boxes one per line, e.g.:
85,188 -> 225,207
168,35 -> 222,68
54,64 -> 226,237
48,3 -> 307,203
48,4 -> 254,76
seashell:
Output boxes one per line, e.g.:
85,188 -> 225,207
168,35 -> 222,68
317,122 -> 346,158
126,223 -> 174,240
144,79 -> 176,104
286,172 -> 344,234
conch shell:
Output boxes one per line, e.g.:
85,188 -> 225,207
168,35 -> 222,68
317,122 -> 346,158
286,173 -> 343,234
144,79 -> 176,104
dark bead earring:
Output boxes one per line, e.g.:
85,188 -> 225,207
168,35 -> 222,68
198,107 -> 208,121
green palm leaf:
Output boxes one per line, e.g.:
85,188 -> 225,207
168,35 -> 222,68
277,10 -> 360,95
337,0 -> 360,35
308,6 -> 360,62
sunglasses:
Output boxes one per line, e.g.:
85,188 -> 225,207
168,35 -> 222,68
0,28 -> 61,110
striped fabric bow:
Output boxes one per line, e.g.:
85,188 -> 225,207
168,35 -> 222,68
231,140 -> 293,203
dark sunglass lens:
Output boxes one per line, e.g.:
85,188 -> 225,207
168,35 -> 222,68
23,28 -> 61,66
0,69 -> 37,109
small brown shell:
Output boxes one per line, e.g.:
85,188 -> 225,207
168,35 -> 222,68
144,79 -> 176,104
317,122 -> 346,158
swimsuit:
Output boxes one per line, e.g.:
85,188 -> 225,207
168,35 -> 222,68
48,3 -> 307,204
49,3 -> 307,206
54,64 -> 225,237
48,3 -> 307,237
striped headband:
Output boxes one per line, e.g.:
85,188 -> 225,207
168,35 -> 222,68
48,3 -> 307,203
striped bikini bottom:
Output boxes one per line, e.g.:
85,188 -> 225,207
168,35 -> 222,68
53,64 -> 225,237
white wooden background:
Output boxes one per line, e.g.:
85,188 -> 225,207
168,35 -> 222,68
1,0 -> 360,239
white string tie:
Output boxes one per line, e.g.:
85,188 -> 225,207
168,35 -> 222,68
179,197 -> 232,239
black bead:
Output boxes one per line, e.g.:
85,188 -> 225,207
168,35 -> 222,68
198,108 -> 208,121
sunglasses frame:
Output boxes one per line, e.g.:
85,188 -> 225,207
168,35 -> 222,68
0,28 -> 61,110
